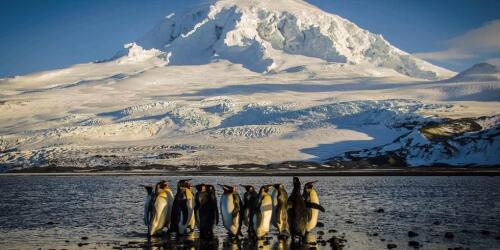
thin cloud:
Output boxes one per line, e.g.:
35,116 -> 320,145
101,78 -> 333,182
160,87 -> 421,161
414,20 -> 500,61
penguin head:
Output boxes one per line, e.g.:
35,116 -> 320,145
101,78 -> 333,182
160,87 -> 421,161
304,180 -> 318,191
218,184 -> 235,193
154,180 -> 169,193
240,185 -> 255,193
206,185 -> 216,193
273,183 -> 284,190
259,184 -> 272,194
293,177 -> 301,188
195,183 -> 207,192
140,185 -> 153,195
177,179 -> 192,190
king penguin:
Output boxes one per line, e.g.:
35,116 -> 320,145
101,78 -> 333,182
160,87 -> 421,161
252,185 -> 273,239
271,183 -> 289,237
171,179 -> 196,236
241,185 -> 258,235
141,184 -> 154,227
287,177 -> 308,242
219,184 -> 242,237
303,181 -> 325,232
195,183 -> 219,239
149,180 -> 174,236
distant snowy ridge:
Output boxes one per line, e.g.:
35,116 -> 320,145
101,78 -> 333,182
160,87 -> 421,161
444,62 -> 500,82
116,0 -> 453,80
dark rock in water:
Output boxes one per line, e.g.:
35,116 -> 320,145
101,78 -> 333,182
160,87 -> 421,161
317,222 -> 325,227
495,235 -> 500,240
376,208 -> 385,213
317,230 -> 325,235
329,229 -> 337,233
47,221 -> 55,225
381,238 -> 386,241
81,237 -> 89,240
371,232 -> 379,237
445,232 -> 455,239
387,243 -> 397,249
156,152 -> 182,159
77,243 -> 89,247
408,240 -> 420,247
65,240 -> 70,243
327,236 -> 345,250
480,230 -> 490,235
408,231 -> 419,237
433,221 -> 441,225
345,219 -> 354,224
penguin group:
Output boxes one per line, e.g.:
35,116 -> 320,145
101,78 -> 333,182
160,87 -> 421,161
141,177 -> 325,242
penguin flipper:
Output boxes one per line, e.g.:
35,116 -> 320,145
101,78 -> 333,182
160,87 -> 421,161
305,202 -> 325,212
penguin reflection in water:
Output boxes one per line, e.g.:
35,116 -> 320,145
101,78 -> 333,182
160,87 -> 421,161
287,177 -> 325,243
171,179 -> 196,236
142,180 -> 174,236
219,184 -> 243,238
194,184 -> 219,239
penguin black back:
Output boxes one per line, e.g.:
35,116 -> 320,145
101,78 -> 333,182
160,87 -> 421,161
287,177 -> 308,241
170,179 -> 192,234
195,184 -> 218,238
241,185 -> 258,235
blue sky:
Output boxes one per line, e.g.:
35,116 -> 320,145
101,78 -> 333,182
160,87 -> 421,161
0,0 -> 499,77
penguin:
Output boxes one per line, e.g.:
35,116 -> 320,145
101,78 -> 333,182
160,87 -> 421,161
287,177 -> 308,242
171,179 -> 196,235
303,181 -> 325,232
149,180 -> 174,236
271,183 -> 289,237
140,184 -> 154,227
240,185 -> 258,235
219,184 -> 242,237
194,183 -> 219,239
252,185 -> 273,239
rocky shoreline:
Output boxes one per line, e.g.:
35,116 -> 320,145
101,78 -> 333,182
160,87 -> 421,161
3,161 -> 500,175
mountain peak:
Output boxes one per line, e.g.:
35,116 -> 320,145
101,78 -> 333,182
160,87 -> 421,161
118,0 -> 453,80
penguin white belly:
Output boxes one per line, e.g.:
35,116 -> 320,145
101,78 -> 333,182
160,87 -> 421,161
306,191 -> 320,232
150,196 -> 167,235
254,196 -> 272,238
164,190 -> 174,227
221,194 -> 239,235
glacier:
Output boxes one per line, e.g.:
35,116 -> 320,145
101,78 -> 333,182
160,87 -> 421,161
0,0 -> 499,171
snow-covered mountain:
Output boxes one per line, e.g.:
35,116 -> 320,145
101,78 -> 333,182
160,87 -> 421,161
0,0 -> 499,171
445,62 -> 499,82
115,0 -> 452,80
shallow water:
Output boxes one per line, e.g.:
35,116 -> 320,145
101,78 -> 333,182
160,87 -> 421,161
0,175 -> 499,249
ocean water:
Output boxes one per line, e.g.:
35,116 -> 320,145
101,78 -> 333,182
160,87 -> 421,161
0,175 -> 499,250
